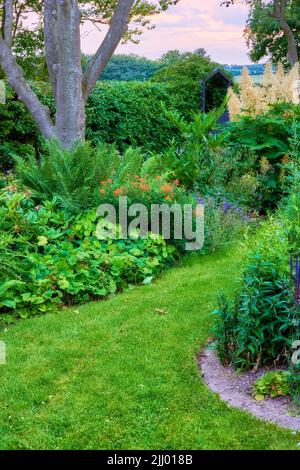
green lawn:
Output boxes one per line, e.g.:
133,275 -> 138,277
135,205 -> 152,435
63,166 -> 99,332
0,244 -> 299,450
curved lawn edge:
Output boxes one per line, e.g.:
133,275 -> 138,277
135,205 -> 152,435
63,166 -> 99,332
0,244 -> 299,450
200,346 -> 300,431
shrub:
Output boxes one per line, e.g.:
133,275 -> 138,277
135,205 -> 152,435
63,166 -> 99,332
85,81 -> 180,152
213,217 -> 293,371
0,86 -> 40,171
15,140 -> 145,215
201,196 -> 253,253
0,181 -> 177,323
142,105 -> 226,191
152,54 -> 226,117
253,371 -> 291,401
224,103 -> 300,212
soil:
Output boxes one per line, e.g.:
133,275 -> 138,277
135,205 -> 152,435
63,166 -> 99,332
199,345 -> 300,431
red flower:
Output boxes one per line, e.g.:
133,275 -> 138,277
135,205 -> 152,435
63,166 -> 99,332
174,179 -> 180,186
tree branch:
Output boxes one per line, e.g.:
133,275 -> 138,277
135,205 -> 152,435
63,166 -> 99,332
0,34 -> 55,139
82,0 -> 135,100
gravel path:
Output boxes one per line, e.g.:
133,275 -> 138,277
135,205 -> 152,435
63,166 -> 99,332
199,346 -> 300,431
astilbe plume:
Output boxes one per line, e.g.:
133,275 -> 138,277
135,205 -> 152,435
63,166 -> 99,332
228,62 -> 300,120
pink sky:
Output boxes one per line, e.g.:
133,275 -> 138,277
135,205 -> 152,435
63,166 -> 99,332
81,0 -> 251,64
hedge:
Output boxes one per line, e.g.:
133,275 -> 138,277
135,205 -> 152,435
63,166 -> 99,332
0,81 -> 181,171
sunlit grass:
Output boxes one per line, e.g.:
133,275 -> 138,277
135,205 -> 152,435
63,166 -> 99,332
0,244 -> 299,449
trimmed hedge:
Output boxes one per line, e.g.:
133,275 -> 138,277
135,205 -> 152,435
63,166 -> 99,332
85,81 -> 179,152
0,81 -> 180,170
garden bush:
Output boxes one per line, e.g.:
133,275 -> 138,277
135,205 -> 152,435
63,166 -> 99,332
213,215 -> 294,371
200,196 -> 252,253
85,81 -> 180,152
213,182 -> 300,371
0,179 -> 177,323
152,54 -> 227,117
224,102 -> 300,212
143,105 -> 226,191
15,140 -> 145,215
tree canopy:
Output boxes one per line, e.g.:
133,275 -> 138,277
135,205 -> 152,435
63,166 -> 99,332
223,0 -> 300,65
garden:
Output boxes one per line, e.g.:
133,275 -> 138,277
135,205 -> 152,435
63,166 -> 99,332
0,0 -> 300,453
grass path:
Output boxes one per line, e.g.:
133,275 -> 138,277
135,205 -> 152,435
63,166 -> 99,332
0,245 -> 299,450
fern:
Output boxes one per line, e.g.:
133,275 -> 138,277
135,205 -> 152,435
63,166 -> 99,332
15,140 -> 145,215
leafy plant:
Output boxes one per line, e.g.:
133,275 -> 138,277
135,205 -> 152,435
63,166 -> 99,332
213,218 -> 294,370
15,140 -> 144,215
143,104 -> 226,190
253,371 -> 291,401
0,181 -> 177,324
152,54 -> 228,117
224,102 -> 300,212
0,81 -> 182,172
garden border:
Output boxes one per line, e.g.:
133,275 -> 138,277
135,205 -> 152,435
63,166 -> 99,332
199,345 -> 300,431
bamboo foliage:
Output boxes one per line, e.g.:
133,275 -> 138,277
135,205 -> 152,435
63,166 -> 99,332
228,62 -> 300,120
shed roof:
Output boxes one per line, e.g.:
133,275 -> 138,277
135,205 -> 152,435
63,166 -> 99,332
201,68 -> 233,85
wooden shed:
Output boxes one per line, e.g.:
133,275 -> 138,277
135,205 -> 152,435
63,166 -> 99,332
200,68 -> 233,123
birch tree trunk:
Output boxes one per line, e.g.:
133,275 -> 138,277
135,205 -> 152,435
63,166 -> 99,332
0,0 -> 136,148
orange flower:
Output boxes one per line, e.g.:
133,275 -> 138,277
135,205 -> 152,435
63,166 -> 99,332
161,184 -> 173,194
100,178 -> 113,185
165,196 -> 172,201
114,188 -> 122,197
156,176 -> 161,180
99,189 -> 105,194
140,184 -> 150,191
174,179 -> 180,186
132,182 -> 139,187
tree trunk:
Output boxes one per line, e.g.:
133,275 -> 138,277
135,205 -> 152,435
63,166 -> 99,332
273,0 -> 299,65
0,0 -> 136,149
54,0 -> 85,148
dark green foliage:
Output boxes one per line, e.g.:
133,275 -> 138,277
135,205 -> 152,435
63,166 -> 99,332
245,0 -> 300,65
95,54 -> 164,81
0,81 -> 180,172
213,149 -> 300,371
214,254 -> 293,371
85,81 -> 179,152
143,105 -> 226,190
0,86 -> 41,171
152,54 -> 227,117
224,103 -> 300,212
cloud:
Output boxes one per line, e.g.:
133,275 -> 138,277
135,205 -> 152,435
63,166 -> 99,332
81,0 -> 251,64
